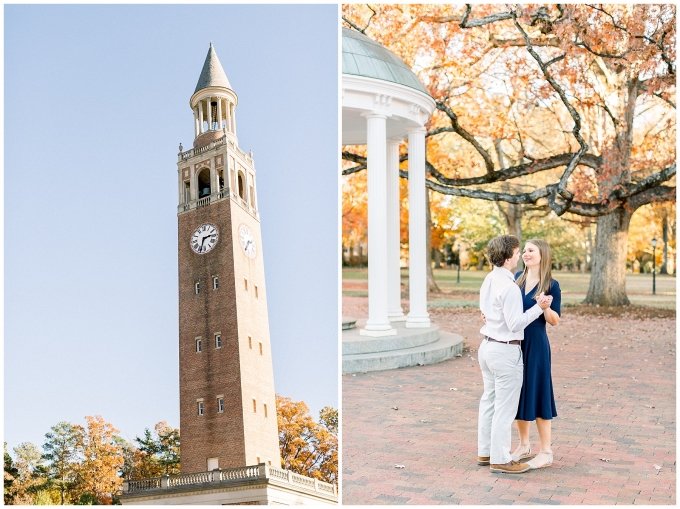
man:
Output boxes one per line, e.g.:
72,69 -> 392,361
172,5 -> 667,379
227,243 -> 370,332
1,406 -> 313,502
477,235 -> 552,474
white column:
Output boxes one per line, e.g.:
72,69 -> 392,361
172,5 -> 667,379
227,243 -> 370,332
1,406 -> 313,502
361,113 -> 395,337
231,103 -> 236,135
387,139 -> 405,321
217,98 -> 223,131
193,107 -> 199,138
205,98 -> 212,131
198,102 -> 204,134
190,170 -> 197,201
226,101 -> 232,132
406,126 -> 430,328
210,164 -> 218,196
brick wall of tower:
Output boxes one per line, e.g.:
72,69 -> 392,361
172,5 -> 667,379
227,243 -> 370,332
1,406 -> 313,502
178,199 -> 246,474
230,203 -> 282,467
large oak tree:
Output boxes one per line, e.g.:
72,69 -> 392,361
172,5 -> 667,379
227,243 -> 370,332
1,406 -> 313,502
343,4 -> 675,305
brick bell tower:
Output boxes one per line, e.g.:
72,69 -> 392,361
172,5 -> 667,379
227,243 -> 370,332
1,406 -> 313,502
176,43 -> 281,474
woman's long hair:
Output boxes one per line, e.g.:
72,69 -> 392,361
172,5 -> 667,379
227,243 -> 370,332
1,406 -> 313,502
516,239 -> 553,299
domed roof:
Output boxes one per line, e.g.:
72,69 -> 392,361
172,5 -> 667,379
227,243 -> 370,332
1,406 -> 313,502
194,42 -> 232,94
342,27 -> 429,96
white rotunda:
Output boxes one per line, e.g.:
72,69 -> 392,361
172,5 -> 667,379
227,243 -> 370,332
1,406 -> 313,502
342,28 -> 463,372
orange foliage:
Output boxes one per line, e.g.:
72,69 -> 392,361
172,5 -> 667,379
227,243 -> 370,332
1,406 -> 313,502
276,395 -> 337,484
342,4 -> 675,213
77,416 -> 124,505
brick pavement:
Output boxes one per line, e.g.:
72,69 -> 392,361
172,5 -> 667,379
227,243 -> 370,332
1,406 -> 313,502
341,304 -> 675,505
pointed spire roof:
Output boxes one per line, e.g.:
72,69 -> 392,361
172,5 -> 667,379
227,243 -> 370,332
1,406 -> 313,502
194,42 -> 232,94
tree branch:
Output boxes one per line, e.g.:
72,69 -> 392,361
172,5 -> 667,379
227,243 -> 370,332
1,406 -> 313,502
460,4 -> 514,28
627,185 -> 676,210
435,100 -> 495,176
513,11 -> 589,213
545,54 -> 566,67
574,32 -> 628,59
489,34 -> 560,48
654,92 -> 676,109
342,150 -> 603,185
342,17 -> 366,34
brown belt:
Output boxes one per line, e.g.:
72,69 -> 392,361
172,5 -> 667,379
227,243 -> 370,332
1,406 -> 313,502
486,336 -> 521,346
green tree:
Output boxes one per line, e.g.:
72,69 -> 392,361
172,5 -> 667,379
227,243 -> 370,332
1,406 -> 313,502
11,442 -> 46,504
42,421 -> 83,504
4,442 -> 20,504
134,422 -> 181,478
319,407 -> 338,435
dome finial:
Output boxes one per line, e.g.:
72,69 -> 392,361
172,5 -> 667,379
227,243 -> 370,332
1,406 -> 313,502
210,41 -> 213,47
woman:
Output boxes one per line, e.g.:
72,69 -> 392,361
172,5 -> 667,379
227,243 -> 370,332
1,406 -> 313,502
511,239 -> 561,469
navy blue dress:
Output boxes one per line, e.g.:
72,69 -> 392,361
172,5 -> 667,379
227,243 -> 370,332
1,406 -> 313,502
515,273 -> 561,421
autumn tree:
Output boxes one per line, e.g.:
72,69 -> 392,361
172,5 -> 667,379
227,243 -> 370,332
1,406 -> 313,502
342,4 -> 675,305
342,170 -> 368,266
276,395 -> 338,484
76,416 -> 124,505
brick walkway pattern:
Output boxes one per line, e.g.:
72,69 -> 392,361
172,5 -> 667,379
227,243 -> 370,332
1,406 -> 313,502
342,306 -> 676,505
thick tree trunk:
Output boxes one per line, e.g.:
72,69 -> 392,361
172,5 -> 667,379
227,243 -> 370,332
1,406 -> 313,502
433,248 -> 442,268
586,225 -> 593,272
500,202 -> 524,271
584,208 -> 632,306
494,139 -> 524,271
660,212 -> 668,274
426,190 -> 440,292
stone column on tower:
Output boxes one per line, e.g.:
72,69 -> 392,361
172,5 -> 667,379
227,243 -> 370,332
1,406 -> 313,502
361,113 -> 396,337
406,126 -> 430,328
217,98 -> 223,131
386,138 -> 405,321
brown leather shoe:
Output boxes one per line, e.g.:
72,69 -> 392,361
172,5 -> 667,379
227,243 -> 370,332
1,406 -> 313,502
477,456 -> 490,465
490,460 -> 531,474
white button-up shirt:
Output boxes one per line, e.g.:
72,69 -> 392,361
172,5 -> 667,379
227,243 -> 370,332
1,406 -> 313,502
479,266 -> 543,341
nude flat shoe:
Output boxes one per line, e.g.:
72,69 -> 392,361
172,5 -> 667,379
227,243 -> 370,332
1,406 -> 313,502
511,443 -> 532,462
527,450 -> 553,469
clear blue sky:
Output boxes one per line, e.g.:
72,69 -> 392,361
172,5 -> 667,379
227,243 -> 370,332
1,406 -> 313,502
4,5 -> 338,451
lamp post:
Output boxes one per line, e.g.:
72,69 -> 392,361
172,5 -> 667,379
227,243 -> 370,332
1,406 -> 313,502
456,243 -> 461,284
651,238 -> 657,295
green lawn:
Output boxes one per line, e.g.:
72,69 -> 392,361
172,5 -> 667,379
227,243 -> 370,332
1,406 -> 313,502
342,268 -> 676,309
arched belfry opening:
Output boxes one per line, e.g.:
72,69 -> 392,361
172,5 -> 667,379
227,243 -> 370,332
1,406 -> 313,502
237,172 -> 245,200
197,168 -> 211,198
210,100 -> 219,131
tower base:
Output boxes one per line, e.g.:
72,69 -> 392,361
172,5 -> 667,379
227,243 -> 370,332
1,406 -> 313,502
120,464 -> 337,505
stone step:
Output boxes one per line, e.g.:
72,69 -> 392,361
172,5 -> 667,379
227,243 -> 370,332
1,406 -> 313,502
342,330 -> 464,374
342,320 -> 440,355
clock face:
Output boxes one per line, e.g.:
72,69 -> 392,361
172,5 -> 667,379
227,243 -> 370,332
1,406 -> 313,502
239,225 -> 257,258
190,224 -> 219,254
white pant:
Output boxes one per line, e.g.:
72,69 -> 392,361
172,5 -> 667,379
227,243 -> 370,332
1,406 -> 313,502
477,338 -> 523,464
